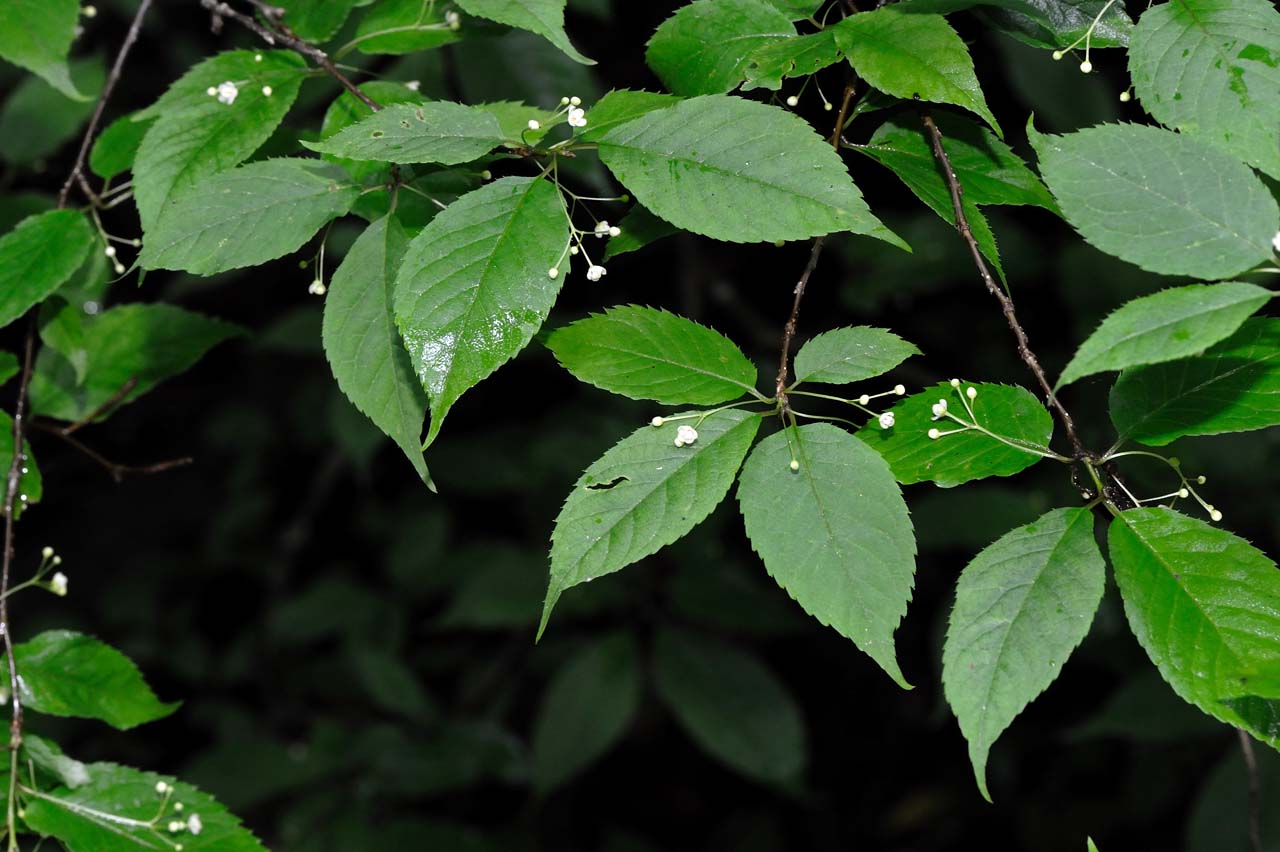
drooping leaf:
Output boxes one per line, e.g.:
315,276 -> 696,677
1129,0 -> 1280,180
22,735 -> 91,790
542,409 -> 760,635
455,0 -> 595,64
577,89 -> 679,143
597,95 -> 904,246
0,0 -> 84,99
742,29 -> 843,91
1057,282 -> 1273,388
1109,317 -> 1280,446
275,0 -> 360,42
0,631 -> 178,730
89,113 -> 153,181
532,633 -> 642,793
602,205 -> 679,259
860,382 -> 1055,488
653,627 -> 807,783
0,411 -> 42,514
646,0 -> 795,96
1028,121 -> 1279,280
22,762 -> 268,852
30,303 -> 245,422
833,8 -> 1001,134
1109,507 -> 1280,744
792,326 -> 920,386
349,0 -> 461,55
394,176 -> 569,449
0,58 -> 104,164
737,424 -> 916,687
304,102 -> 506,165
0,210 -> 94,330
140,158 -> 360,275
545,305 -> 758,404
942,508 -> 1105,800
133,50 -> 308,230
323,216 -> 431,486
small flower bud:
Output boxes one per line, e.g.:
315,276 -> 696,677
104,245 -> 116,258
308,280 -> 326,295
405,80 -> 421,91
113,262 -> 126,275
49,572 -> 68,597
155,781 -> 169,794
857,394 -> 870,405
41,546 -> 53,559
928,428 -> 941,440
480,170 -> 492,180
569,246 -> 580,255
1272,230 -> 1280,253
789,459 -> 800,471
1079,60 -> 1093,73
608,226 -> 621,237
446,10 -> 461,29
1119,90 -> 1131,102
650,416 -> 664,427
595,220 -> 611,235
1196,475 -> 1206,484
560,96 -> 570,105
786,95 -> 799,107
174,802 -> 184,811
1051,50 -> 1064,60
570,96 -> 581,106
82,5 -> 97,17
547,267 -> 559,279
262,85 -> 273,96
931,399 -> 948,418
206,86 -> 217,96
893,384 -> 905,395
1177,488 -> 1189,498
966,386 -> 978,400
823,101 -> 833,111
1210,509 -> 1223,522
51,555 -> 61,566
168,821 -> 184,833
254,53 -> 263,62
527,119 -> 541,130
950,378 -> 961,387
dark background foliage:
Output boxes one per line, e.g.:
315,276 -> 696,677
2,1 -> 1276,849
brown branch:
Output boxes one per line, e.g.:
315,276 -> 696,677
62,377 -> 138,436
774,80 -> 860,410
200,0 -> 382,111
29,422 -> 193,484
1238,729 -> 1263,852
57,0 -> 154,208
918,111 -> 1087,459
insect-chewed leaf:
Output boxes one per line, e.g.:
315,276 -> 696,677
860,382 -> 1054,488
0,209 -> 94,330
542,409 -> 760,637
646,0 -> 795,95
1109,317 -> 1280,446
455,0 -> 594,64
545,305 -> 758,404
1058,282 -> 1273,388
832,8 -> 1001,135
742,29 -> 843,91
303,102 -> 506,165
1129,0 -> 1280,180
1028,121 -> 1279,280
943,508 -> 1105,800
393,176 -> 570,450
597,95 -> 904,246
737,424 -> 916,687
1109,507 -> 1280,744
792,326 -> 919,386
140,158 -> 360,275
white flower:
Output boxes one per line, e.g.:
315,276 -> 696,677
527,119 -> 541,130
187,814 -> 203,835
586,264 -> 607,282
405,80 -> 421,92
49,572 -> 68,597
878,412 -> 895,430
675,425 -> 698,446
215,81 -> 238,105
931,399 -> 948,419
567,106 -> 587,128
1272,230 -> 1280,253
308,280 -> 326,295
446,10 -> 461,30
594,221 -> 611,236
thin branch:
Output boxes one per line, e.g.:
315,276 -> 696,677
918,111 -> 1087,459
62,377 -> 138,436
199,0 -> 383,111
1238,729 -> 1263,852
29,422 -> 193,485
57,0 -> 154,208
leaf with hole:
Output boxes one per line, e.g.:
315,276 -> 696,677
304,102 -> 506,165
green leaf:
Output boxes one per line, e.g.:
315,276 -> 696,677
861,382 -> 1054,488
275,0 -> 359,42
742,29 -> 842,91
348,0 -> 461,55
979,0 -> 1134,50
646,0 -> 795,96
323,216 -> 431,486
545,305 -> 758,404
347,643 -> 436,719
22,762 -> 268,852
133,50 -> 308,230
532,633 -> 642,794
1087,839 -> 1101,852
833,8 -> 1001,135
30,303 -> 244,422
0,58 -> 104,164
577,89 -> 679,144
1027,121 -> 1279,280
0,631 -> 178,729
455,0 -> 594,64
22,734 -> 91,790
89,113 -> 153,181
737,424 -> 916,687
542,409 -> 760,636
0,411 -> 42,514
855,114 -> 1058,278
763,0 -> 822,19
1109,317 -> 1280,446
942,508 -> 1105,800
0,352 -> 17,385
316,81 -> 426,182
140,158 -> 360,275
602,205 -> 679,260
597,95 -> 903,246
0,210 -> 94,330
394,176 -> 569,449
653,627 -> 806,783
1129,0 -> 1280,180
0,0 -> 84,99
792,326 -> 919,386
1057,282 -> 1273,388
304,102 -> 506,165
1109,507 -> 1280,744
477,100 -> 562,144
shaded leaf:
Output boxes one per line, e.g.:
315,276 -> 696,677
0,210 -> 94,330
0,58 -> 104,164
0,0 -> 83,99
602,205 -> 679,259
275,0 -> 359,42
646,0 -> 795,95
792,326 -> 919,386
0,411 -> 42,514
455,0 -> 594,64
349,0 -> 460,55
89,113 -> 153,181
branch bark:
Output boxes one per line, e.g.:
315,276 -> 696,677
1238,728 -> 1263,852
